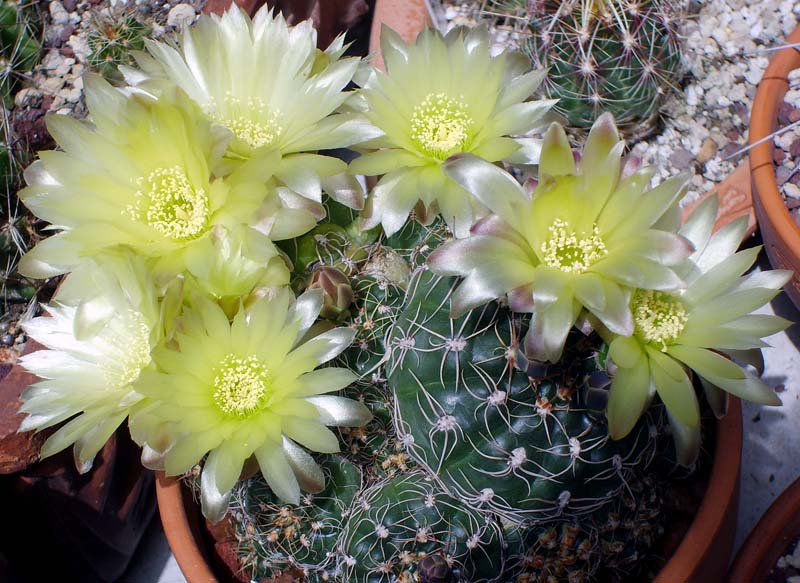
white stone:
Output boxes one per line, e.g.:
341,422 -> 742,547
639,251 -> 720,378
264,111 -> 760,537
167,4 -> 196,29
784,183 -> 800,199
49,1 -> 69,26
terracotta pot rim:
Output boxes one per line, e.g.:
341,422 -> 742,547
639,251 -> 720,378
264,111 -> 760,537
750,29 -> 800,253
728,477 -> 800,582
157,399 -> 743,583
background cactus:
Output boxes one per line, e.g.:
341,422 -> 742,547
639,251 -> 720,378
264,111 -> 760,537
485,0 -> 684,137
87,11 -> 151,81
0,0 -> 40,309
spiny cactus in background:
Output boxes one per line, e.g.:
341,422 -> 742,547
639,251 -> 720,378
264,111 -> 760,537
0,0 -> 40,308
1,1 -> 40,107
87,11 -> 151,81
488,0 -> 684,137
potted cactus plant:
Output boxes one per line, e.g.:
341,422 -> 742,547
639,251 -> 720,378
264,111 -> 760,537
7,3 -> 791,583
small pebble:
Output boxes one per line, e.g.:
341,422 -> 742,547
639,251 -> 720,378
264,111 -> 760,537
1,335 -> 15,347
777,166 -> 793,185
784,183 -> 800,199
696,138 -> 719,164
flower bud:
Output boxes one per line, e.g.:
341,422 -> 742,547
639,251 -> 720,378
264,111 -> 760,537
308,266 -> 354,320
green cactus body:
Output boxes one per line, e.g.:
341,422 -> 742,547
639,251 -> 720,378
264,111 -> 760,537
496,0 -> 683,136
337,381 -> 396,466
88,13 -> 151,81
387,269 -> 662,524
231,455 -> 363,581
506,474 -> 666,582
339,470 -> 506,583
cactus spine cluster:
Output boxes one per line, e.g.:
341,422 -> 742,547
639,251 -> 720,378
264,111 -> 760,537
226,212 -> 675,583
488,0 -> 684,136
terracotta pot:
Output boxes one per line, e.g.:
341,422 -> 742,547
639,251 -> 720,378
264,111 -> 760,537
750,25 -> 800,309
728,477 -> 800,582
157,398 -> 743,583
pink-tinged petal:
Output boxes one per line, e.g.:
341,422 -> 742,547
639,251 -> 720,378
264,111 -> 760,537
450,261 -> 535,317
539,122 -> 576,177
506,137 -> 545,167
281,437 -> 325,493
286,328 -> 356,367
371,171 -> 422,237
607,356 -> 651,440
592,256 -> 684,291
581,113 -> 621,174
255,443 -> 301,504
442,154 -> 527,230
589,280 -> 633,336
532,266 -> 570,312
322,173 -> 365,210
428,235 -> 534,277
646,347 -> 699,428
573,272 -> 606,313
507,283 -> 535,313
305,396 -> 372,426
610,230 -> 694,266
608,335 -> 643,369
200,447 -> 239,523
666,409 -> 701,467
539,293 -> 578,362
523,311 -> 547,363
470,215 -> 530,249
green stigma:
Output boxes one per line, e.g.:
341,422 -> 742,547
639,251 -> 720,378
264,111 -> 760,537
541,219 -> 608,274
632,290 -> 688,351
410,93 -> 473,160
213,353 -> 269,417
128,166 -> 209,241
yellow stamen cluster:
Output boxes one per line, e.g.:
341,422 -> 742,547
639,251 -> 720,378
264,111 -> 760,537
103,310 -> 152,387
410,93 -> 473,160
541,219 -> 608,274
213,353 -> 269,417
212,94 -> 283,150
632,289 -> 688,351
128,166 -> 209,241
